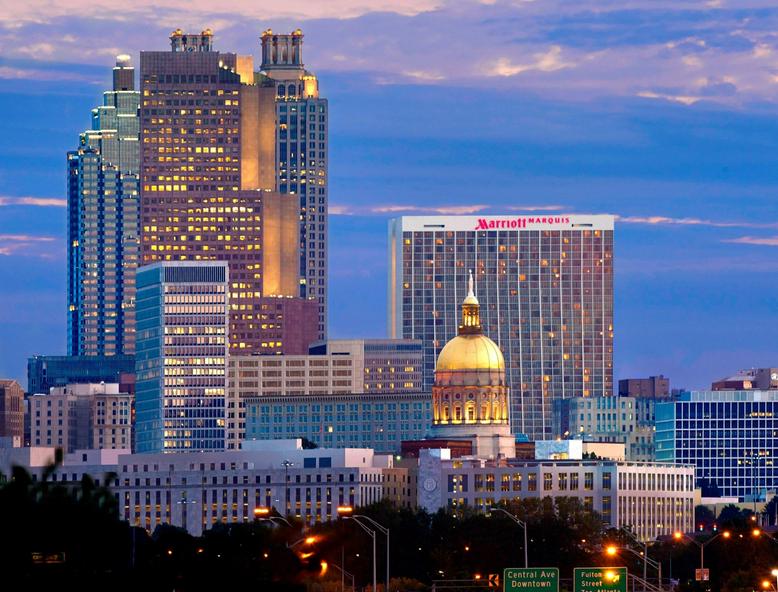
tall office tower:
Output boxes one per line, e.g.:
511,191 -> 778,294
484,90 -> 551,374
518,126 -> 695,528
139,29 -> 315,353
259,29 -> 328,339
388,215 -> 614,440
0,379 -> 24,444
68,55 -> 140,355
135,262 -> 229,452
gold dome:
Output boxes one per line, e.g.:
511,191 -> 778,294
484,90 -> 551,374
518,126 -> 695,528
436,333 -> 505,371
435,270 -> 505,373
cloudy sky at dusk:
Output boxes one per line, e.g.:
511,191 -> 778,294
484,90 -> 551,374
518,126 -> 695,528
1,0 -> 777,388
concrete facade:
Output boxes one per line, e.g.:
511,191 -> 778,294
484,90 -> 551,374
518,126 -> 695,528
417,449 -> 695,542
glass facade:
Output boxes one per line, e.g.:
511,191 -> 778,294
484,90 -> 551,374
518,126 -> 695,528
135,262 -> 228,452
656,390 -> 778,501
389,215 -> 614,439
27,355 -> 135,394
245,393 -> 431,453
68,57 -> 139,356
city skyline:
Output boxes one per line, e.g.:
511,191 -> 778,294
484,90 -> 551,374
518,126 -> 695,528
2,7 -> 778,389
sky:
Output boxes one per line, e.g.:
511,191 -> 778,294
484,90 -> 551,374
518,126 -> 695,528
0,0 -> 777,389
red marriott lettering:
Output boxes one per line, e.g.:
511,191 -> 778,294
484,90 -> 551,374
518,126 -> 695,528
475,217 -> 571,230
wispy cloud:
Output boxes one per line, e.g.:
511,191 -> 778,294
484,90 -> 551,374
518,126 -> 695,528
330,204 -> 491,215
0,234 -> 56,242
487,46 -> 575,77
505,205 -> 568,212
636,90 -> 701,105
617,215 -> 778,230
0,234 -> 58,258
723,235 -> 778,247
0,196 -> 66,207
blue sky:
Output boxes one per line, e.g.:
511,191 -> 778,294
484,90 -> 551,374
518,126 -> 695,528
1,1 -> 777,389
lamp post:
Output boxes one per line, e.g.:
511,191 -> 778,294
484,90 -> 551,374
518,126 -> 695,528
605,545 -> 662,591
492,507 -> 529,568
281,460 -> 293,516
338,507 -> 376,592
253,506 -> 293,527
176,495 -> 198,530
673,530 -> 735,578
338,506 -> 389,592
620,527 -> 653,588
331,558 -> 357,592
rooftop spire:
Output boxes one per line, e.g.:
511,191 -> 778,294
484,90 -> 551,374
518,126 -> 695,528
460,270 -> 481,335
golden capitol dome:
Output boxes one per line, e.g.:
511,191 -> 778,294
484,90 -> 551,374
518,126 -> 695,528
436,331 -> 504,372
435,272 -> 504,374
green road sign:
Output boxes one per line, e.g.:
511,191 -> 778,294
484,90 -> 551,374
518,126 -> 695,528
503,568 -> 559,592
574,567 -> 627,592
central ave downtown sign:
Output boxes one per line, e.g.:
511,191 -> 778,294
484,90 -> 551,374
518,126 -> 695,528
502,567 -> 627,592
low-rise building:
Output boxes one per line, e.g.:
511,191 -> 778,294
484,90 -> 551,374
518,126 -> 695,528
417,449 -> 695,541
29,383 -> 132,451
0,439 -> 393,536
711,368 -> 778,391
554,395 -> 658,461
618,375 -> 670,398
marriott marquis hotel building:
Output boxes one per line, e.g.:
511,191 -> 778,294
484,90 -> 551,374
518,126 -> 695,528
388,215 -> 614,440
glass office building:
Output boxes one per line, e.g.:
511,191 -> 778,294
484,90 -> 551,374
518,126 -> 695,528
27,355 -> 136,395
245,392 -> 431,453
68,55 -> 140,355
135,262 -> 229,452
656,390 -> 778,501
388,215 -> 614,439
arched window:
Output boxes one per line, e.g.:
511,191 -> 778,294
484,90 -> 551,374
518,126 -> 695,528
465,401 -> 476,423
278,84 -> 286,97
481,402 -> 489,421
288,84 -> 296,97
453,403 -> 462,422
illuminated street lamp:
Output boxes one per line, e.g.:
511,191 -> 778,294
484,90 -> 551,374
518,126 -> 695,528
338,506 -> 378,592
604,544 -> 661,591
491,507 -> 529,568
673,530 -> 733,578
253,507 -> 293,527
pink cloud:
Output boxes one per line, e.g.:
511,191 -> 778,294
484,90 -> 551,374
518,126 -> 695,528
616,215 -> 778,230
723,235 -> 778,246
0,196 -> 66,207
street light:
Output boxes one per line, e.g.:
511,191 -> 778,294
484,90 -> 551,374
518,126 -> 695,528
282,460 -> 294,516
288,535 -> 319,549
672,530 -> 733,578
330,559 -> 357,592
338,506 -> 377,592
605,544 -> 662,591
176,495 -> 198,530
338,506 -> 390,592
619,526 -> 659,589
253,507 -> 293,527
492,507 -> 529,568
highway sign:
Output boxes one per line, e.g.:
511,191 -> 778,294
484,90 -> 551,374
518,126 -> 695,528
574,567 -> 627,592
488,574 -> 501,588
504,567 -> 559,592
695,568 -> 710,582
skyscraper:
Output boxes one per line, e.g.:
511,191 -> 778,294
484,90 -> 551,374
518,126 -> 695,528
139,29 -> 323,353
135,261 -> 228,452
259,29 -> 328,339
68,55 -> 140,355
388,214 -> 614,439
